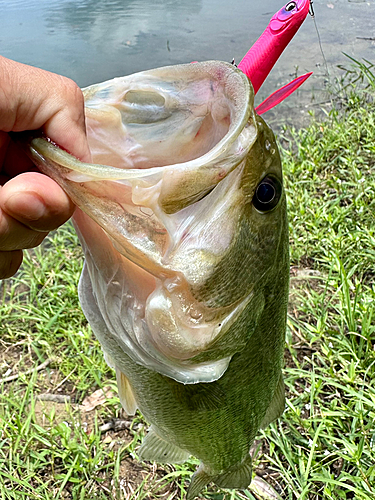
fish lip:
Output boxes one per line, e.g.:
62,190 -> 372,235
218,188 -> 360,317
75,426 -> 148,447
30,61 -> 254,183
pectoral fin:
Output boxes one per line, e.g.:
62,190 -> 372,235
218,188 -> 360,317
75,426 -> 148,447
260,375 -> 285,429
115,369 -> 138,416
138,426 -> 190,463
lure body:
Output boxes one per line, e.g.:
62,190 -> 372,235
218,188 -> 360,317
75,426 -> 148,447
238,0 -> 311,94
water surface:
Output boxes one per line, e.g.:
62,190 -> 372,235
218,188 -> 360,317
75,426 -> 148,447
1,0 -> 374,128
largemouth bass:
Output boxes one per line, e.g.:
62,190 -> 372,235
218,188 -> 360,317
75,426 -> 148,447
28,60 -> 289,497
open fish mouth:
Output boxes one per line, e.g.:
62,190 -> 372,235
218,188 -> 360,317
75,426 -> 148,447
28,61 -> 268,384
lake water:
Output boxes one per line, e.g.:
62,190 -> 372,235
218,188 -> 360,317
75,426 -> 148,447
1,0 -> 374,129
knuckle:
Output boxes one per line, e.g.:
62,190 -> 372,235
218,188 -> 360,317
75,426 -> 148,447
64,77 -> 84,107
62,78 -> 85,126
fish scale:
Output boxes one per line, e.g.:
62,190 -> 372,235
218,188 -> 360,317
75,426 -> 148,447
26,61 -> 289,497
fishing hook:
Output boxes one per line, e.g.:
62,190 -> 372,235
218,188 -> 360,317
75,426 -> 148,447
309,0 -> 315,17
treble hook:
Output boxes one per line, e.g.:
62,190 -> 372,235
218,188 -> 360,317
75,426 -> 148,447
309,0 -> 315,17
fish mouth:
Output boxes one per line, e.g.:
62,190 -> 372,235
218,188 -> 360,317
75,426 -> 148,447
29,61 -> 258,267
30,61 -> 255,179
28,61 -> 261,384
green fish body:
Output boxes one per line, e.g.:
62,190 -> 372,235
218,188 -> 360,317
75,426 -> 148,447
28,61 -> 289,497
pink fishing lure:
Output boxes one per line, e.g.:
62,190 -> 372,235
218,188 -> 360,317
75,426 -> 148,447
238,0 -> 312,113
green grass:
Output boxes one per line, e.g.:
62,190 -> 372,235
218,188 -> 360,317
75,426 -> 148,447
1,60 -> 375,499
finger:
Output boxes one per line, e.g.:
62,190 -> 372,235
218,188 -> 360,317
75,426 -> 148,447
42,77 -> 92,162
0,57 -> 91,163
0,172 -> 75,232
0,208 -> 48,251
0,249 -> 23,279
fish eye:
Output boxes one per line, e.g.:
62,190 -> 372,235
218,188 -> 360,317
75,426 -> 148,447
285,1 -> 297,11
253,176 -> 282,213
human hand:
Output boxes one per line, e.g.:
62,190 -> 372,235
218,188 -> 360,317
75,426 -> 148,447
0,56 -> 91,279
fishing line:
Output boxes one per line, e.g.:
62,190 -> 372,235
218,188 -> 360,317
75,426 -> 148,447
309,1 -> 330,81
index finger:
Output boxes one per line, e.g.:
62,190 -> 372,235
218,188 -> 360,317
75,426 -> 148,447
0,57 -> 91,163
